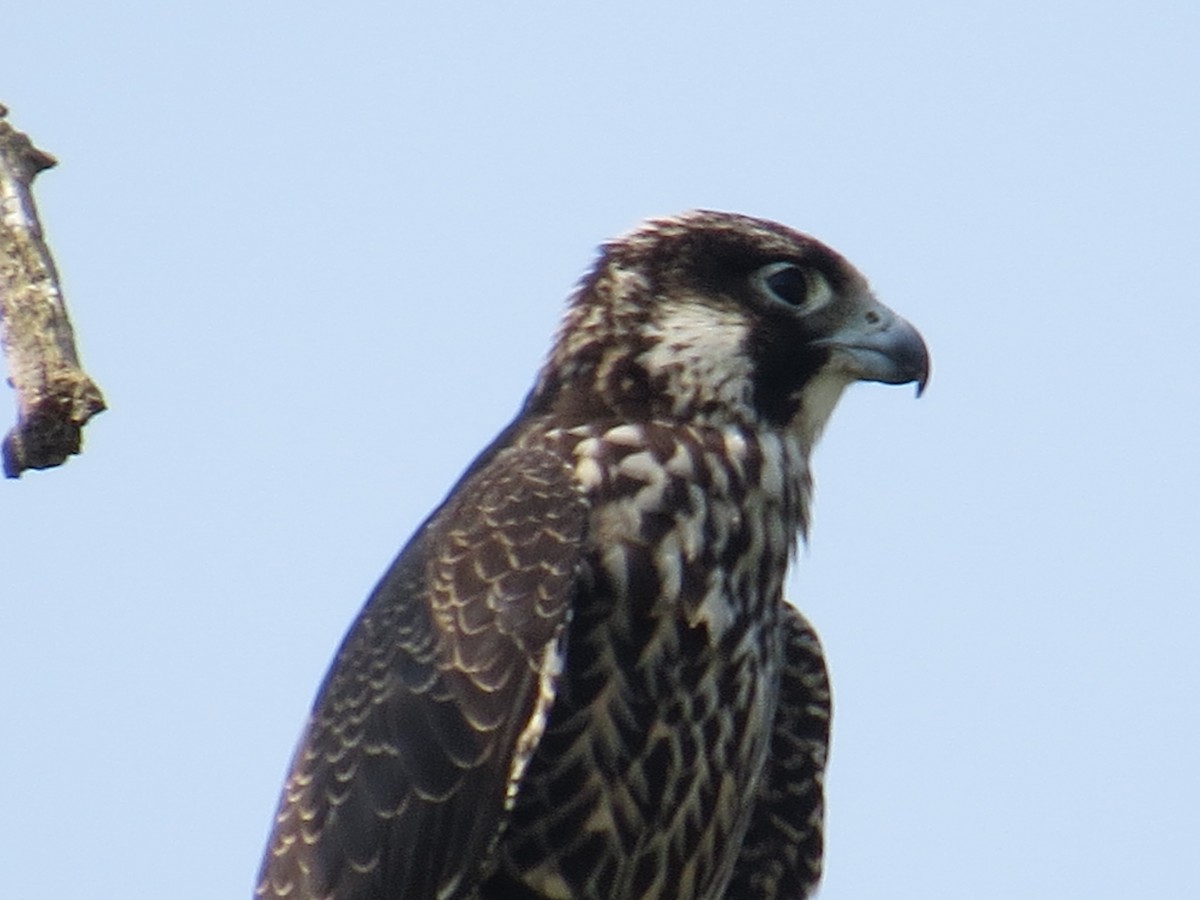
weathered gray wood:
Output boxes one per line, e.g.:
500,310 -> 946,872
0,105 -> 105,478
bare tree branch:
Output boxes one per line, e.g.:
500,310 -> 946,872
0,104 -> 105,478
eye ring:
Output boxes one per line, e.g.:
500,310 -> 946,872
755,262 -> 835,315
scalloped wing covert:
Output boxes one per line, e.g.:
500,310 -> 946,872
256,445 -> 588,900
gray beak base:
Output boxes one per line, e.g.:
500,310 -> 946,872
819,307 -> 930,397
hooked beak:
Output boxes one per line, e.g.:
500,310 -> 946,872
815,302 -> 930,397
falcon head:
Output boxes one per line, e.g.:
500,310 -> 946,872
529,210 -> 929,449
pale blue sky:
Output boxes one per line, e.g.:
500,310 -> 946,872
3,3 -> 1197,897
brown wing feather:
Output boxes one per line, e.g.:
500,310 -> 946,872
724,603 -> 832,899
256,443 -> 588,900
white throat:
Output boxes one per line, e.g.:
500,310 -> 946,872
790,370 -> 853,455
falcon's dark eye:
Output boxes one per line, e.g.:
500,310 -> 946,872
755,261 -> 837,315
760,263 -> 810,308
763,267 -> 811,307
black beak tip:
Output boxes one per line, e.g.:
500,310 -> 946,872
910,334 -> 931,398
915,369 -> 929,398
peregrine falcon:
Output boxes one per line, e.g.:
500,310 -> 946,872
257,211 -> 929,899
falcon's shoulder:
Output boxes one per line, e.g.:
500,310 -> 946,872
257,436 -> 589,900
725,603 -> 832,899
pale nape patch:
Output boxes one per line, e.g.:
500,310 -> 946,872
637,299 -> 754,422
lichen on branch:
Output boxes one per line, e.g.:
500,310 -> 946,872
0,104 -> 105,478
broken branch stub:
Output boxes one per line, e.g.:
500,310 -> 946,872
0,105 -> 106,478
